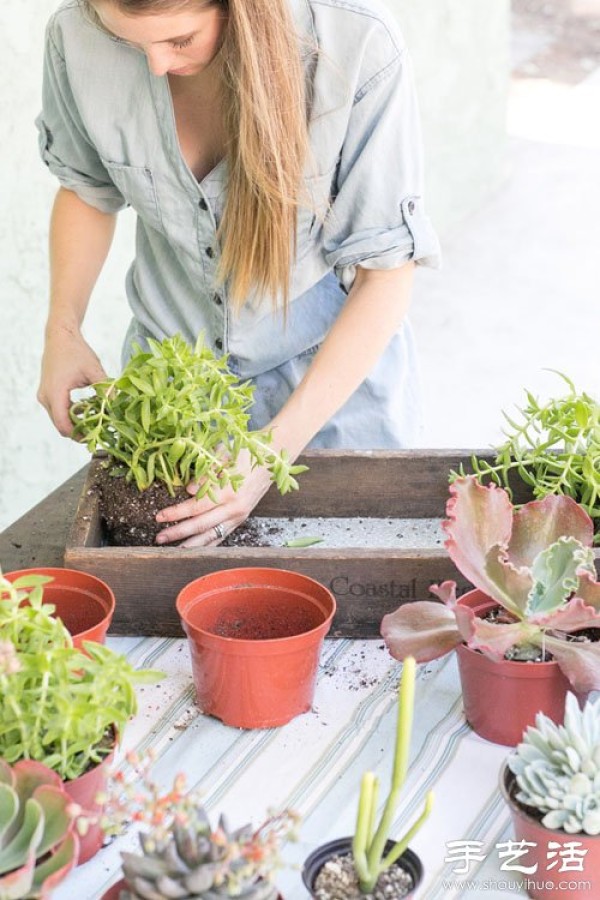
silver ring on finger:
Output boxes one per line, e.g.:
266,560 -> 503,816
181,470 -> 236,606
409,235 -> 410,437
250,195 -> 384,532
213,523 -> 226,541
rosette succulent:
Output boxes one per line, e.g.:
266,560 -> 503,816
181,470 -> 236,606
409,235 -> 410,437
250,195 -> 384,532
382,476 -> 600,692
119,807 -> 288,900
0,758 -> 79,898
508,692 -> 600,835
104,763 -> 297,900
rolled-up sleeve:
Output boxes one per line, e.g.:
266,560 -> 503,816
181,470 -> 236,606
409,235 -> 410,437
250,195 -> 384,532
35,24 -> 126,214
323,47 -> 441,292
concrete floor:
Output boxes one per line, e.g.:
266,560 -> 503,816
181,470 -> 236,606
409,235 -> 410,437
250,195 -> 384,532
411,0 -> 600,449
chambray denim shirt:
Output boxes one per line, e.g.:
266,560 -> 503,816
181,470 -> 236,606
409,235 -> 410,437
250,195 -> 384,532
37,0 -> 440,448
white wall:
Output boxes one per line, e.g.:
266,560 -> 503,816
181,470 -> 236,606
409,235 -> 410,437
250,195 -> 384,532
0,0 -> 511,530
1,3 -> 133,531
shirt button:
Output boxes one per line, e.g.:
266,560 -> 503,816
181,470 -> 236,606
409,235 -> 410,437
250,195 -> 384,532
205,246 -> 215,258
215,338 -> 223,351
198,198 -> 208,211
213,294 -> 223,306
407,200 -> 415,214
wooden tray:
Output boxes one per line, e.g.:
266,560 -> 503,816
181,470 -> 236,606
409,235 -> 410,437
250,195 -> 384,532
64,449 -> 530,638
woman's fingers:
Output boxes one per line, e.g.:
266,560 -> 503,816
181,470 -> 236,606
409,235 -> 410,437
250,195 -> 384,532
156,511 -> 232,546
155,457 -> 271,547
155,493 -> 217,524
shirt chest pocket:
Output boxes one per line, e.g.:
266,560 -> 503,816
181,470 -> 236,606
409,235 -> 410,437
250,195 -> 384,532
296,168 -> 335,262
100,159 -> 164,233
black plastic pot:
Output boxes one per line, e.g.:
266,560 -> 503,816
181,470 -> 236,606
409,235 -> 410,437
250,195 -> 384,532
302,837 -> 423,898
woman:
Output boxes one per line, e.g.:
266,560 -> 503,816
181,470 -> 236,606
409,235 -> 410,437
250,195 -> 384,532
36,0 -> 440,546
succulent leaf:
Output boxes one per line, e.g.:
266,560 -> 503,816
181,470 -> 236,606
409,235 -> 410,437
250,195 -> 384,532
0,850 -> 36,897
526,538 -> 596,616
508,693 -> 600,835
0,798 -> 44,875
542,634 -> 600,693
507,494 -> 594,568
443,478 -> 519,612
30,832 -> 80,894
574,570 -> 600,611
468,617 -> 534,659
380,601 -> 463,663
0,785 -> 18,847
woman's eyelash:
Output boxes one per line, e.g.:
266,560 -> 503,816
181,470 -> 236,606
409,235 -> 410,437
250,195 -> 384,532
172,36 -> 194,49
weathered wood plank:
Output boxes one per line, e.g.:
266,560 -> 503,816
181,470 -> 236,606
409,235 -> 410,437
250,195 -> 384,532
0,470 -> 86,570
4,451 -> 598,639
255,449 -> 493,517
63,546 -> 471,638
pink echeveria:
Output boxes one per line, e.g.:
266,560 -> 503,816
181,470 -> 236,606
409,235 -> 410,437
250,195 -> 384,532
381,477 -> 600,692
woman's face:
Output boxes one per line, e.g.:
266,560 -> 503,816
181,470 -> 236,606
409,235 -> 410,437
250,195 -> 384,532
92,1 -> 227,78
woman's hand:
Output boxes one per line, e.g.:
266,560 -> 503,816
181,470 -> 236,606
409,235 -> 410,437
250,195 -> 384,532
154,449 -> 273,547
38,327 -> 107,436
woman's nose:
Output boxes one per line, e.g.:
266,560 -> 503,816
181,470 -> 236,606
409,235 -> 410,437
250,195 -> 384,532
145,46 -> 174,77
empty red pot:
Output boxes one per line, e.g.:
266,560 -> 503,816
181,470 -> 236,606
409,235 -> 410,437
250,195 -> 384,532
176,567 -> 336,729
456,590 -> 576,746
4,567 -> 115,648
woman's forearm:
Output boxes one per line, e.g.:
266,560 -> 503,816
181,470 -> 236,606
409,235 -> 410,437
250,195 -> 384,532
46,187 -> 117,337
38,188 -> 117,434
270,262 -> 415,458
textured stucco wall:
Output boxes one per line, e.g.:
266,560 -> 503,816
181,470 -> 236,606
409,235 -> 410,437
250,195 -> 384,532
0,0 -> 509,531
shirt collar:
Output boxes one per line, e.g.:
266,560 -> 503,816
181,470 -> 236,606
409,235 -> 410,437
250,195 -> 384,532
288,0 -> 317,56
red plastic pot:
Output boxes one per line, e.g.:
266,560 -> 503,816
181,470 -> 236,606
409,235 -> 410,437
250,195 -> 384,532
176,567 -> 336,729
456,590 -> 578,746
4,567 -> 115,648
64,745 -> 115,866
302,837 -> 423,898
500,764 -> 599,899
101,879 -> 126,900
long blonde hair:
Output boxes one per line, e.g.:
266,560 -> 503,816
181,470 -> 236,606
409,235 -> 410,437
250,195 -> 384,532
86,0 -> 310,311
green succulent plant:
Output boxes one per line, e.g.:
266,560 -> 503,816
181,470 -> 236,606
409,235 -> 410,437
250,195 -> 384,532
0,758 -> 79,898
120,810 -> 284,900
69,334 -> 307,498
103,761 -> 298,900
452,372 -> 600,528
0,568 -> 163,781
382,477 -> 600,693
352,657 -> 433,893
508,692 -> 600,835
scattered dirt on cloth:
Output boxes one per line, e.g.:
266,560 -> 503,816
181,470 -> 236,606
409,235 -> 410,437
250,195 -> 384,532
313,854 -> 413,900
96,466 -> 188,546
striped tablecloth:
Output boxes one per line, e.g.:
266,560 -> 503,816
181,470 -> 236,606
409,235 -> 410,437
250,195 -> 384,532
54,637 -> 530,900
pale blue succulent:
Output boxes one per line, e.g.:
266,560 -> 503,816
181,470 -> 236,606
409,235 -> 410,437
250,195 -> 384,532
508,693 -> 600,835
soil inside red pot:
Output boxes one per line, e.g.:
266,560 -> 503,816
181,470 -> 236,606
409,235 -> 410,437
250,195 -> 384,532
481,607 -> 600,663
56,596 -> 109,636
209,601 -> 322,639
